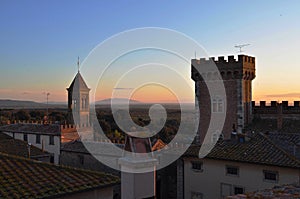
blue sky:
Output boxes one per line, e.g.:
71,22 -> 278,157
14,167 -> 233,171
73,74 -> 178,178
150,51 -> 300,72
0,0 -> 300,102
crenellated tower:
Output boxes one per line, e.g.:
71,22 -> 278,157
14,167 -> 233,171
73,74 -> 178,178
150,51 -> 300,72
192,55 -> 256,143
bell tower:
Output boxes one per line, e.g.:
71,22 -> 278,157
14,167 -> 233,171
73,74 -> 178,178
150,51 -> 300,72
67,58 -> 90,126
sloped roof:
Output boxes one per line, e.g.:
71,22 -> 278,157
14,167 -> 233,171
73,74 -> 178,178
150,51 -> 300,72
0,133 -> 50,158
0,123 -> 61,136
184,132 -> 300,169
0,152 -> 119,198
67,72 -> 90,91
152,139 -> 167,151
227,184 -> 300,199
61,140 -> 89,154
266,132 -> 300,160
61,140 -> 124,156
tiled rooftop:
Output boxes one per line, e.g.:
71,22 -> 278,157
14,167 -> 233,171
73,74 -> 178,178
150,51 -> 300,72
61,140 -> 90,154
0,123 -> 61,136
227,184 -> 300,199
267,132 -> 300,160
152,139 -> 167,151
0,133 -> 50,159
0,152 -> 119,198
184,132 -> 300,168
61,140 -> 124,156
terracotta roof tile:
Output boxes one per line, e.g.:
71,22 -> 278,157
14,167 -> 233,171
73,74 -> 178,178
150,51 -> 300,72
0,133 -> 50,158
61,140 -> 124,156
0,124 -> 61,136
152,139 -> 167,151
184,132 -> 300,168
0,152 -> 119,198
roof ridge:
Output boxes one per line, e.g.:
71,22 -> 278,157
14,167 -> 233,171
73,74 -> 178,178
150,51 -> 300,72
259,132 -> 300,165
270,132 -> 300,136
67,72 -> 90,91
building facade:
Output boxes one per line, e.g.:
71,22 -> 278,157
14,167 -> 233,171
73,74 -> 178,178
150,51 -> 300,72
0,132 -> 52,163
191,55 -> 256,143
182,132 -> 300,199
0,123 -> 61,164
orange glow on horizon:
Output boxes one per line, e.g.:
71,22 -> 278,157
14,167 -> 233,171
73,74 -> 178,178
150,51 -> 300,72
130,84 -> 180,103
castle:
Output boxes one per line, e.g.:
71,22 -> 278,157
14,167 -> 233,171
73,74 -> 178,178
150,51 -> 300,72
192,55 -> 256,143
192,54 -> 300,143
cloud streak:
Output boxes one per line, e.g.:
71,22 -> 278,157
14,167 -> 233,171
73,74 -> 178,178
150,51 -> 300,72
113,87 -> 134,90
264,93 -> 300,98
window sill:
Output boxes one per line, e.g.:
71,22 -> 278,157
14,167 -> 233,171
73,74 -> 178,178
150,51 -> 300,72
192,169 -> 203,173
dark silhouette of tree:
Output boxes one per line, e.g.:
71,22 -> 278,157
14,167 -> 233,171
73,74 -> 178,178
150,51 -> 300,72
29,110 -> 45,120
15,110 -> 30,120
99,119 -> 111,134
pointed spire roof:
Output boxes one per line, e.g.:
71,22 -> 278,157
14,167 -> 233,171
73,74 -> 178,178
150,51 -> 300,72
67,57 -> 90,91
67,71 -> 90,91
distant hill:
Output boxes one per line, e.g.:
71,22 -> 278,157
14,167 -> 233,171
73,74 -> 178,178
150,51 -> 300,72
0,99 -> 66,109
95,98 -> 142,105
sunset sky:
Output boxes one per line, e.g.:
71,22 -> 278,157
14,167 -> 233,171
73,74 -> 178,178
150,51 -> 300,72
0,1 -> 300,103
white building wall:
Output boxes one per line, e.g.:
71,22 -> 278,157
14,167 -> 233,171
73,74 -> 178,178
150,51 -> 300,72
184,158 -> 300,199
3,131 -> 60,164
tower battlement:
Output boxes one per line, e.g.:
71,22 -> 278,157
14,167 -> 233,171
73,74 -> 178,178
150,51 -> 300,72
192,54 -> 255,65
252,101 -> 300,107
192,55 -> 255,82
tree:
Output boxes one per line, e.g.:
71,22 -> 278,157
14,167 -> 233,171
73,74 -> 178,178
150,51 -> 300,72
15,110 -> 30,120
99,120 -> 111,134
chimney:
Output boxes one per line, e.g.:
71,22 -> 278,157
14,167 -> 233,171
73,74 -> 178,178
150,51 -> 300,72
27,143 -> 32,159
277,103 -> 283,130
119,133 -> 157,199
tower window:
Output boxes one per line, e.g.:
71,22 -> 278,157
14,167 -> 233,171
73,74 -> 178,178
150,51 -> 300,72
212,98 -> 224,113
49,135 -> 54,145
36,134 -> 41,144
212,133 -> 219,143
23,134 -> 28,142
72,100 -> 77,110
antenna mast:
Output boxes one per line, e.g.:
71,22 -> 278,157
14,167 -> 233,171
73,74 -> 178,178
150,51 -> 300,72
234,44 -> 250,53
77,56 -> 80,72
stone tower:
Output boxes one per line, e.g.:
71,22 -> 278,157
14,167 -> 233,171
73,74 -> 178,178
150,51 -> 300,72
192,55 -> 256,143
67,71 -> 90,126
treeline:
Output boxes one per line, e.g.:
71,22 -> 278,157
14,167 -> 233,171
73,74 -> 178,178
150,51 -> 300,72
0,106 -> 190,144
0,109 -> 68,124
95,107 -> 182,143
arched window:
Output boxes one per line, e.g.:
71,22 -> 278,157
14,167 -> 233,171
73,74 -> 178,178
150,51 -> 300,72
212,97 -> 224,113
72,100 -> 77,110
212,133 -> 218,143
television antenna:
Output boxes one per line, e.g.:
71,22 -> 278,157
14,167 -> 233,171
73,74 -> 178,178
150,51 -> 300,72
42,92 -> 50,117
234,44 -> 250,53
